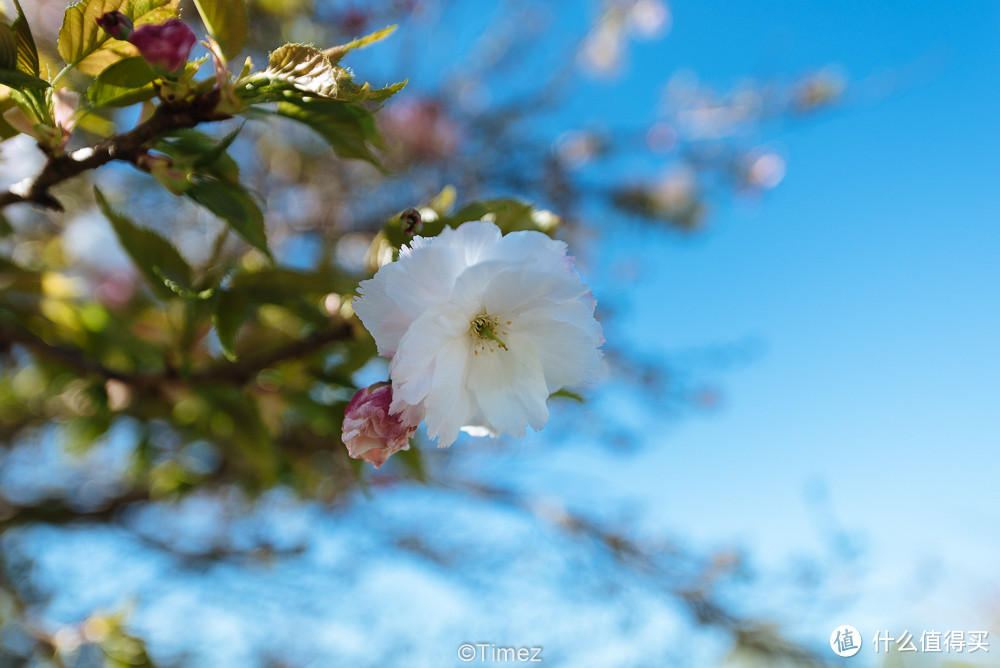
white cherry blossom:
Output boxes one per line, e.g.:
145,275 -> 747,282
354,221 -> 603,447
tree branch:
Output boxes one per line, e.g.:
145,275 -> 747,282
0,90 -> 230,212
0,318 -> 354,389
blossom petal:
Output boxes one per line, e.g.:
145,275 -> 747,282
353,270 -> 413,356
438,220 -> 503,266
391,302 -> 468,401
516,303 -> 603,391
466,332 -> 549,436
486,230 -> 573,273
423,337 -> 476,447
478,267 -> 591,317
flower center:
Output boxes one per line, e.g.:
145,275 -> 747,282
470,314 -> 511,355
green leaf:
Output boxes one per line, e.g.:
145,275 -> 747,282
393,441 -> 427,481
266,43 -> 340,98
86,56 -> 156,107
11,0 -> 38,76
228,268 -> 338,296
213,288 -> 247,361
94,187 -> 194,300
186,178 -> 270,258
226,268 -> 344,327
335,77 -> 407,104
274,98 -> 384,166
0,68 -> 49,89
551,389 -> 586,402
0,25 -> 16,71
154,128 -> 241,184
0,212 -> 12,237
192,0 -> 247,61
191,123 -> 243,173
325,25 -> 397,64
58,0 -> 178,72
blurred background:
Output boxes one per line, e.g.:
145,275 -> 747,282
1,0 -> 998,666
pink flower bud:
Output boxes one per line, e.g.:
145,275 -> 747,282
127,19 -> 197,74
342,382 -> 420,468
96,11 -> 133,40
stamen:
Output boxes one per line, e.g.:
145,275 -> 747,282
470,314 -> 510,351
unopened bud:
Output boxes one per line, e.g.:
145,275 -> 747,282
127,19 -> 197,74
400,208 -> 421,235
97,11 -> 133,40
342,383 -> 420,468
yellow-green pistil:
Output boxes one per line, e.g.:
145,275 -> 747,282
471,314 -> 511,354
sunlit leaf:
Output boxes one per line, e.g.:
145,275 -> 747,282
0,24 -> 16,71
59,0 -> 126,67
11,0 -> 38,76
86,56 -> 156,107
335,77 -> 406,104
59,0 -> 178,72
325,24 -> 397,64
266,43 -> 340,98
94,187 -> 194,299
192,0 -> 247,61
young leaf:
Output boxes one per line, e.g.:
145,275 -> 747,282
192,0 -> 247,61
336,78 -> 407,104
86,56 -> 156,107
11,0 -> 38,76
94,187 -> 194,300
213,288 -> 247,361
325,25 -> 397,64
186,178 -> 270,258
266,43 -> 340,98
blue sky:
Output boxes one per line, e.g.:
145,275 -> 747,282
378,0 -> 1000,660
571,0 -> 1000,656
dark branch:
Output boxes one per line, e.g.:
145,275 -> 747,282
0,487 -> 151,531
0,90 -> 230,212
0,318 -> 354,389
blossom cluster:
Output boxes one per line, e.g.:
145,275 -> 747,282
342,221 -> 603,467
